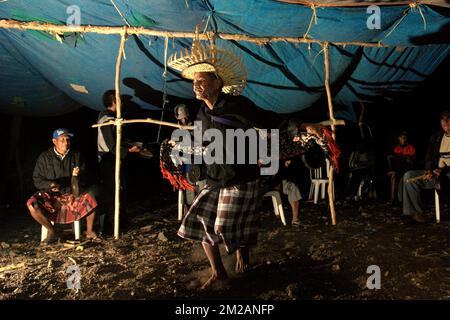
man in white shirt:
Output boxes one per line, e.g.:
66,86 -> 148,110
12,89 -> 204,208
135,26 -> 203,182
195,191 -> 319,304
402,110 -> 450,223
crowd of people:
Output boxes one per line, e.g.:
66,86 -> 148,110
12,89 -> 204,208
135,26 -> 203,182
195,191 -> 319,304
24,35 -> 449,290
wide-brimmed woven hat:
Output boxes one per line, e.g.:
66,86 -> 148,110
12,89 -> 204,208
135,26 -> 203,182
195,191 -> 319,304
168,35 -> 247,95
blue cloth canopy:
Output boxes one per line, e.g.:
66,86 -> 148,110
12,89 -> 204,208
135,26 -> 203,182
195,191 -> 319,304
0,0 -> 448,120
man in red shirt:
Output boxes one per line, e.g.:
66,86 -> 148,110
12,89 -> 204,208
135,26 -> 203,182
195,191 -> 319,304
387,132 -> 416,204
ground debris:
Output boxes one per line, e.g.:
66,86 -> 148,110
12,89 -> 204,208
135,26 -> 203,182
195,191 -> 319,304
0,199 -> 449,300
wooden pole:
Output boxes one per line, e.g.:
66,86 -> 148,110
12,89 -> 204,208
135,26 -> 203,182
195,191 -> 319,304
92,118 -> 194,130
0,19 -> 400,48
113,28 -> 127,240
323,42 -> 337,226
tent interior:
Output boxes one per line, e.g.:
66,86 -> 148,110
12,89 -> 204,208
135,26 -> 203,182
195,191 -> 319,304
0,0 -> 449,301
1,0 -> 449,204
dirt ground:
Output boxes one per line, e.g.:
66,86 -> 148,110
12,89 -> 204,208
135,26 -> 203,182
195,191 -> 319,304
1,192 -> 450,300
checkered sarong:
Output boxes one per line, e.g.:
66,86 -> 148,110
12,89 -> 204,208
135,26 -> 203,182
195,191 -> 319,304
26,191 -> 97,224
177,180 -> 262,254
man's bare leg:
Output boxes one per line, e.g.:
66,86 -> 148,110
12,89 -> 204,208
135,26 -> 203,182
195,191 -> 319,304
201,242 -> 228,290
235,247 -> 250,273
291,200 -> 300,224
85,211 -> 97,238
28,205 -> 56,239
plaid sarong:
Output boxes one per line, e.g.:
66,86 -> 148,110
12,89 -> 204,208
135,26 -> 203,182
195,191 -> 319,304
178,179 -> 262,254
26,191 -> 97,224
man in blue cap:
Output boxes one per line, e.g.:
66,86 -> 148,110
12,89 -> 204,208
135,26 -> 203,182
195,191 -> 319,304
26,128 -> 98,244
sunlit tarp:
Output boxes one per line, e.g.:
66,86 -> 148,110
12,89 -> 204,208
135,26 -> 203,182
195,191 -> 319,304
0,0 -> 448,120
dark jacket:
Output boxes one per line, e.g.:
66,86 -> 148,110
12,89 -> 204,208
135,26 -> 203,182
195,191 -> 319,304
32,148 -> 86,194
195,94 -> 285,188
425,131 -> 445,170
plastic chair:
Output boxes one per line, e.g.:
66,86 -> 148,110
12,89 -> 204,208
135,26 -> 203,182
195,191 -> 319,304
177,180 -> 206,221
264,190 -> 287,226
178,187 -> 287,226
308,158 -> 334,204
178,190 -> 184,221
435,189 -> 441,223
41,220 -> 80,242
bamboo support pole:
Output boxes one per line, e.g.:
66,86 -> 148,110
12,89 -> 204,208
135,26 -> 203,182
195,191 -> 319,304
0,19 -> 400,48
279,1 -> 437,8
323,42 -> 337,226
92,118 -> 194,130
114,28 -> 127,240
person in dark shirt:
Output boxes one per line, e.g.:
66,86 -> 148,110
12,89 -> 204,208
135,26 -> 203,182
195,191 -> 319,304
402,110 -> 450,223
26,128 -> 97,243
168,38 -> 322,290
97,90 -> 141,234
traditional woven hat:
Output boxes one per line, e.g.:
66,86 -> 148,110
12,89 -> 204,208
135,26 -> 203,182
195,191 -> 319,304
168,34 -> 247,95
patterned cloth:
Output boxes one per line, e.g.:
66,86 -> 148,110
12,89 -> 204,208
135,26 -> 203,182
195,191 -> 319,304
26,191 -> 97,224
280,127 -> 341,172
177,179 -> 262,254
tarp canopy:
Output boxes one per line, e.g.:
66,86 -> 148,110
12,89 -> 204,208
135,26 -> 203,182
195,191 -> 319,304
0,0 -> 449,120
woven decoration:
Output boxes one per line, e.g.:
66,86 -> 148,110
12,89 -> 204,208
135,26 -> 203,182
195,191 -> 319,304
168,34 -> 247,95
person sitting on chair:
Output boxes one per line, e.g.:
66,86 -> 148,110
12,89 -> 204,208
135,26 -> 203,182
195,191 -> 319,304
401,110 -> 450,223
263,159 -> 303,225
26,128 -> 98,244
387,131 -> 416,204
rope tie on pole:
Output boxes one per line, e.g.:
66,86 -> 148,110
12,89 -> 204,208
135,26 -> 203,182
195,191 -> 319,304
303,3 -> 318,39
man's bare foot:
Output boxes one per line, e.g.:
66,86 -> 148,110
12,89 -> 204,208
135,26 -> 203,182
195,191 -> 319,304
235,248 -> 250,273
85,231 -> 98,239
200,274 -> 230,290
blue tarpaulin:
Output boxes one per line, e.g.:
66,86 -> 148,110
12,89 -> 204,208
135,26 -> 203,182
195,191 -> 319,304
0,0 -> 449,120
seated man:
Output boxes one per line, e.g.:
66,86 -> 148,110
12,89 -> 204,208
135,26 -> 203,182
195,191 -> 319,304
26,128 -> 98,243
280,160 -> 302,225
387,131 -> 416,204
402,110 -> 450,223
260,159 -> 302,226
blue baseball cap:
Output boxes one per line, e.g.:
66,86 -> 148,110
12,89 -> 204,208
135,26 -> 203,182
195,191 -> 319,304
52,128 -> 74,139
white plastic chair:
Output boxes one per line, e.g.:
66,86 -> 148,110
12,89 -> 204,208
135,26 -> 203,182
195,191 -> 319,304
264,190 -> 287,226
178,187 -> 287,226
308,158 -> 334,204
435,189 -> 441,223
178,190 -> 184,221
41,220 -> 80,242
177,180 -> 206,221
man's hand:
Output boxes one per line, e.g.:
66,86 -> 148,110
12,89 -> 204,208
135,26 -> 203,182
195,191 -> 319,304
424,170 -> 434,181
72,167 -> 80,177
128,145 -> 142,153
433,168 -> 442,178
50,181 -> 60,193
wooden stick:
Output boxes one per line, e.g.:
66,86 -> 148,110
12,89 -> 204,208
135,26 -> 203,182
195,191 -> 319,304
0,262 -> 26,273
319,119 -> 345,127
114,28 -> 127,240
92,118 -> 194,130
405,174 -> 428,183
93,118 -> 340,131
45,239 -> 92,255
0,19 -> 406,48
323,42 -> 337,226
279,1 -> 444,8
